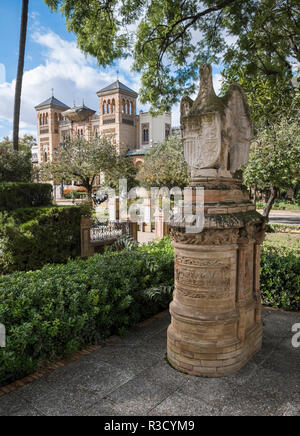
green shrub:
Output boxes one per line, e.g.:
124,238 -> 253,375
64,190 -> 87,199
256,199 -> 300,211
0,206 -> 85,274
0,182 -> 52,210
0,150 -> 32,183
266,223 -> 300,233
260,242 -> 300,311
0,237 -> 173,386
0,234 -> 298,387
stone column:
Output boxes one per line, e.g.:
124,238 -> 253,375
167,64 -> 266,377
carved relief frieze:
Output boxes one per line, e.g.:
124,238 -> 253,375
171,228 -> 239,245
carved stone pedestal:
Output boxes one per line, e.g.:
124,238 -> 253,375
167,64 -> 266,377
167,184 -> 265,376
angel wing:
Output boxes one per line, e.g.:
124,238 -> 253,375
223,84 -> 253,175
180,95 -> 194,120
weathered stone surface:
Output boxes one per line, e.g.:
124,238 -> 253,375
181,64 -> 253,182
168,64 -> 265,377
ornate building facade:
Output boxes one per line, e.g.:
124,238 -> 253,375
35,80 -> 172,167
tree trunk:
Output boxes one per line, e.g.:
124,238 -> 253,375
263,185 -> 277,218
13,0 -> 29,151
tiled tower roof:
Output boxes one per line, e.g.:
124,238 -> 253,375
97,80 -> 138,96
35,96 -> 70,110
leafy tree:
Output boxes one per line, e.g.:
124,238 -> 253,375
0,149 -> 32,182
137,136 -> 189,189
0,135 -> 34,182
105,153 -> 138,191
13,0 -> 29,151
0,135 -> 37,153
221,67 -> 300,129
40,136 -> 118,198
45,0 -> 299,111
243,111 -> 300,218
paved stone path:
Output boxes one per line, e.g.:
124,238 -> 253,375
0,308 -> 299,416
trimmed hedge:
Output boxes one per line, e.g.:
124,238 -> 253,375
0,235 -> 298,386
260,242 -> 300,311
0,182 -> 52,211
0,206 -> 84,274
0,238 -> 173,386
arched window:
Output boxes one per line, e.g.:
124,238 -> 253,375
126,100 -> 130,114
142,123 -> 149,144
112,99 -> 115,113
42,114 -> 45,125
107,100 -> 111,113
130,102 -> 133,115
122,99 -> 125,114
45,113 -> 49,125
40,114 -> 43,125
103,101 -> 107,114
44,149 -> 48,162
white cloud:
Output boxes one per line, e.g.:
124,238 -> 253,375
0,27 -> 225,138
0,64 -> 6,84
0,30 -> 142,139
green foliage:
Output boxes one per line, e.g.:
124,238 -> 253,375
40,136 -> 118,196
105,153 -> 139,191
0,237 -> 174,386
64,190 -> 87,199
0,206 -> 86,274
260,242 -> 300,311
0,150 -> 32,183
221,68 -> 299,130
0,183 -> 53,211
0,231 -> 298,386
264,232 -> 300,254
137,136 -> 189,189
257,199 -> 300,211
266,223 -> 300,234
107,234 -> 139,252
142,284 -> 174,307
44,0 -> 299,112
243,112 -> 300,216
0,135 -> 37,154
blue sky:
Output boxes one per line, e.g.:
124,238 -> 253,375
0,1 -> 224,140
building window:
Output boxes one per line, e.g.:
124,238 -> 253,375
44,150 -> 48,162
112,99 -> 115,113
107,100 -> 111,113
142,123 -> 149,144
103,101 -> 107,114
122,99 -> 125,114
45,113 -> 49,125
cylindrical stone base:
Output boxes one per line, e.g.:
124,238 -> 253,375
167,234 -> 263,377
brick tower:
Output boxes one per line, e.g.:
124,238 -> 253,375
35,95 -> 70,163
97,80 -> 138,154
